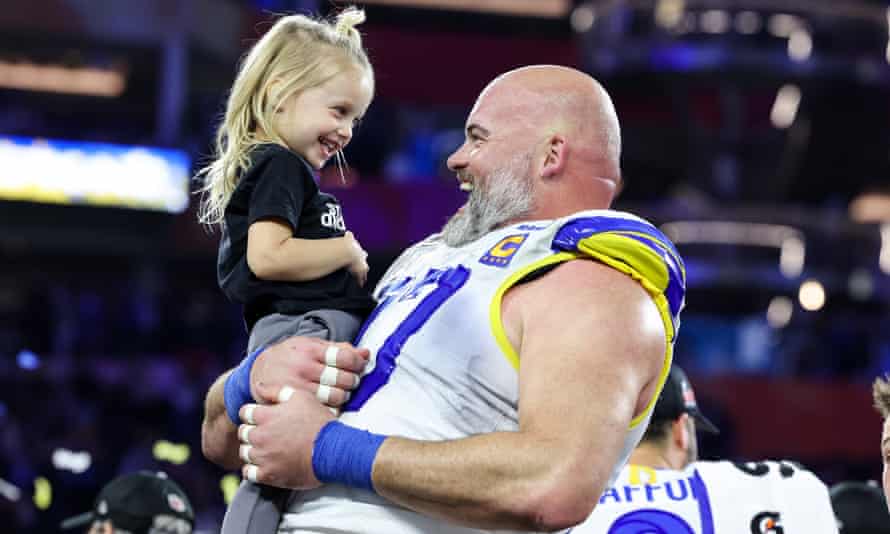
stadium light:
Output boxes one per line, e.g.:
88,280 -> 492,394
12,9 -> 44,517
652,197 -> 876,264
766,296 -> 793,329
770,84 -> 801,129
52,449 -> 92,474
768,13 -> 800,38
346,0 -> 570,18
798,279 -> 826,311
0,136 -> 190,213
33,477 -> 51,510
221,475 -> 240,504
0,60 -> 125,97
153,440 -> 191,465
571,4 -> 596,33
0,478 -> 21,502
734,11 -> 762,35
779,236 -> 805,278
788,29 -> 812,61
655,0 -> 685,30
700,10 -> 730,34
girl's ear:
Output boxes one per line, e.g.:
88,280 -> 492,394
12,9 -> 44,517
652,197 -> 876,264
267,78 -> 285,113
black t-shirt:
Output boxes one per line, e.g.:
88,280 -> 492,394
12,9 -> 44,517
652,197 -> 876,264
217,143 -> 375,331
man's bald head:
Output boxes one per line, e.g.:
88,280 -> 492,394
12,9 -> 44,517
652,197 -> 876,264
442,65 -> 624,241
474,65 -> 622,186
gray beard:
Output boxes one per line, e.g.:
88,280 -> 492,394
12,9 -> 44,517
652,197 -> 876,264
440,153 -> 535,247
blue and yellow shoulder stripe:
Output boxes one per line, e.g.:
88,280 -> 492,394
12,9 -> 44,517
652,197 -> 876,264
550,212 -> 686,341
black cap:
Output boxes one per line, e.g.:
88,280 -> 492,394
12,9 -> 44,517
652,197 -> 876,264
652,365 -> 719,434
60,471 -> 194,533
831,481 -> 890,534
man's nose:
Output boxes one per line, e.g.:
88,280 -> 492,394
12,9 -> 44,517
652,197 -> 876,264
446,144 -> 468,171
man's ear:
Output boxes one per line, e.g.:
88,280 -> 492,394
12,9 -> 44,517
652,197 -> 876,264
541,134 -> 567,179
672,414 -> 690,452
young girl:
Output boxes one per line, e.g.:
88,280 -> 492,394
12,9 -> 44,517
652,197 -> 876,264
199,5 -> 375,361
197,8 -> 375,532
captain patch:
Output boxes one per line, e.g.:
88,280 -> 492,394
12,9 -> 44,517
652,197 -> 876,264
479,234 -> 528,268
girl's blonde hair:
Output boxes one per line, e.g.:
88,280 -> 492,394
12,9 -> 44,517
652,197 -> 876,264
197,6 -> 372,227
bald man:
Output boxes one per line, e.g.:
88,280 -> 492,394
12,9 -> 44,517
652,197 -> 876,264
201,65 -> 686,533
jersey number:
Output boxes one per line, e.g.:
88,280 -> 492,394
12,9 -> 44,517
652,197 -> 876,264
343,265 -> 470,411
732,461 -> 799,479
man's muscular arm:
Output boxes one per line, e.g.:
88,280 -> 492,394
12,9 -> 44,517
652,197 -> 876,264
202,370 -> 241,469
371,260 -> 666,530
243,260 -> 666,531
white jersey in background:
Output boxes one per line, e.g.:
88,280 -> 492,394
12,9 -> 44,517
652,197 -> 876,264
571,460 -> 839,534
279,209 -> 686,534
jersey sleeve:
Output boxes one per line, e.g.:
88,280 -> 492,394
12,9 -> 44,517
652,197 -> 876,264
550,212 -> 686,344
247,150 -> 313,231
775,464 -> 840,533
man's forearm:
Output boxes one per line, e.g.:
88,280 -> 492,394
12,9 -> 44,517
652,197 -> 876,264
371,431 -> 603,532
201,370 -> 241,469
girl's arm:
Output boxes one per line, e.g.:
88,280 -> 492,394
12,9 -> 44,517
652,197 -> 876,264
247,219 -> 360,282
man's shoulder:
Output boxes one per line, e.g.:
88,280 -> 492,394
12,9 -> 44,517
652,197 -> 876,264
541,209 -> 685,331
691,459 -> 829,491
615,460 -> 828,491
549,209 -> 675,253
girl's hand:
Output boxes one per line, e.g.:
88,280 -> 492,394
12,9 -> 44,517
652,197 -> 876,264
344,231 -> 369,287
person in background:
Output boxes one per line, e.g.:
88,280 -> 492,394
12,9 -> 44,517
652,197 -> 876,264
572,365 -> 839,533
60,471 -> 194,534
830,480 -> 890,534
874,375 -> 890,512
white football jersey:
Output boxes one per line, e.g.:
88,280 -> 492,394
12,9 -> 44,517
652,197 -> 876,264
571,460 -> 839,533
279,209 -> 686,534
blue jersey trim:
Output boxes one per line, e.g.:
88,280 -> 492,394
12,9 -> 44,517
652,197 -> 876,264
689,468 -> 715,534
551,215 -> 686,319
620,233 -> 685,318
551,216 -> 682,265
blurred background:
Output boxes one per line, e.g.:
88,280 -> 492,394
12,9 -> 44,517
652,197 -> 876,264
1,0 -> 889,531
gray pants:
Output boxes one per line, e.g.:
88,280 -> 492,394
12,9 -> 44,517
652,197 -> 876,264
221,309 -> 362,534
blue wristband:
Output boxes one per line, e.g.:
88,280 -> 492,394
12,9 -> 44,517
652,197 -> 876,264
312,421 -> 387,493
223,346 -> 265,425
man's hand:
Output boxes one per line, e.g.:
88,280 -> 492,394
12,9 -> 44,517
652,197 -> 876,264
201,336 -> 369,469
250,337 -> 370,407
237,388 -> 335,489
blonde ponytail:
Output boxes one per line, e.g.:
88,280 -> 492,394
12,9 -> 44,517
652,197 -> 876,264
197,6 -> 372,228
334,6 -> 366,42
